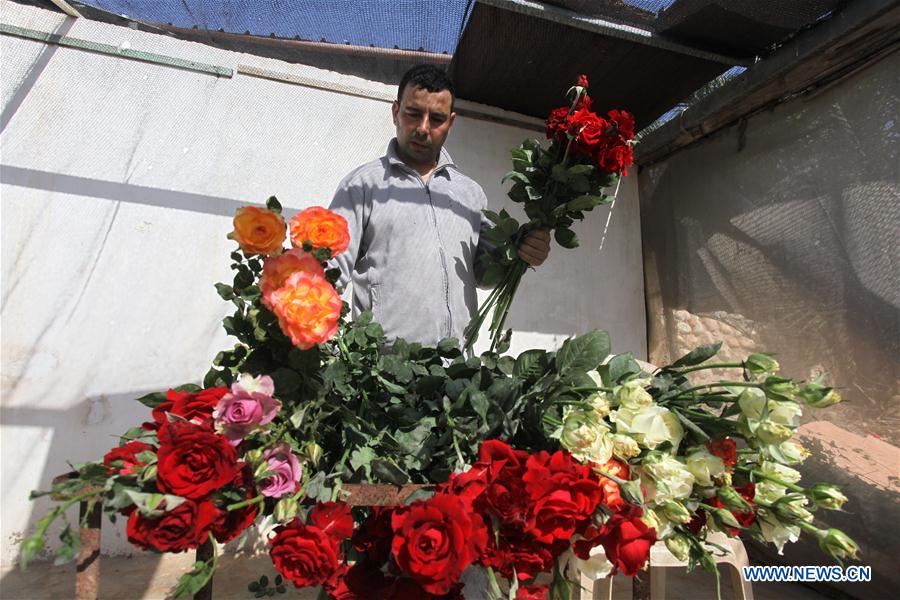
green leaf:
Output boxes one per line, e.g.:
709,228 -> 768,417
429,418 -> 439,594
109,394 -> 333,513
356,310 -> 373,325
377,375 -> 408,395
514,350 -> 548,379
266,196 -> 282,214
171,558 -> 215,599
214,283 -> 235,300
260,575 -> 269,588
607,353 -> 641,384
557,330 -> 610,374
19,533 -> 45,570
371,459 -> 409,485
275,575 -> 283,586
135,391 -> 168,409
271,368 -> 303,396
672,408 -> 711,441
437,338 -> 462,358
551,164 -> 569,182
554,228 -> 579,249
670,343 -> 722,368
568,164 -> 593,175
248,581 -> 260,592
502,171 -> 530,184
569,174 -> 590,193
365,322 -> 384,339
566,195 -> 603,212
470,390 -> 490,424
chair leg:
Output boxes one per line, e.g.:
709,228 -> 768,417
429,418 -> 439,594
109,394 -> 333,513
727,563 -> 754,600
650,567 -> 666,600
597,575 -> 614,600
75,500 -> 101,600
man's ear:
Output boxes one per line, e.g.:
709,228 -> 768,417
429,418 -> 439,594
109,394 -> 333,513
447,111 -> 457,131
391,101 -> 400,126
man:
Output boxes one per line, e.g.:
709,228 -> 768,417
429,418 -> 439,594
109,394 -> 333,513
329,64 -> 550,348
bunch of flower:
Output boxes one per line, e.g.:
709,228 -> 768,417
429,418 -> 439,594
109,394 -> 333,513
465,75 -> 635,351
550,347 -> 859,587
269,439 -> 654,600
21,201 -> 859,600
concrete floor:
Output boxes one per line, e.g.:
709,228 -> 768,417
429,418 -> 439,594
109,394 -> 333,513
0,553 -> 832,600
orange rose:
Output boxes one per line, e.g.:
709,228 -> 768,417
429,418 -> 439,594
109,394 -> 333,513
228,206 -> 286,256
260,249 -> 326,308
289,207 -> 350,256
597,458 -> 630,512
268,271 -> 342,349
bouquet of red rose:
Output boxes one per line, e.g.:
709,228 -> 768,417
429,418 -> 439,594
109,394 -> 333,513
464,74 -> 635,351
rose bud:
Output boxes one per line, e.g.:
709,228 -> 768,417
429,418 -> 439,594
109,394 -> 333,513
773,495 -> 814,523
661,501 -> 692,524
665,534 -> 691,562
763,377 -> 799,402
776,441 -> 810,465
816,528 -> 860,562
619,478 -> 645,506
302,441 -> 323,467
717,487 -> 752,513
274,498 -> 299,523
757,421 -> 794,445
706,506 -> 741,530
745,353 -> 780,377
797,383 -> 842,408
807,484 -> 848,510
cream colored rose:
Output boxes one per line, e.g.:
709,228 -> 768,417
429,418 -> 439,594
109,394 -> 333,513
640,453 -> 695,504
738,389 -> 802,427
758,511 -> 800,555
684,446 -> 726,487
586,370 -> 612,419
561,410 -> 614,464
754,481 -> 787,505
611,434 -> 641,460
612,404 -> 684,451
759,460 -> 801,484
615,377 -> 654,410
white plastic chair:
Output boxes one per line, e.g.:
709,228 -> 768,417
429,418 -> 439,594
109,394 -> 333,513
577,533 -> 754,600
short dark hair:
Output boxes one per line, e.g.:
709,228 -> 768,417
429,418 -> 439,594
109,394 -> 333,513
397,64 -> 455,107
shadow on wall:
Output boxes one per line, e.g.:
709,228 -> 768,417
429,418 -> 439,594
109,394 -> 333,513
0,391 -> 164,598
638,51 -> 900,599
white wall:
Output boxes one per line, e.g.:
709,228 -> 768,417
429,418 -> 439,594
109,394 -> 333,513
0,2 -> 646,564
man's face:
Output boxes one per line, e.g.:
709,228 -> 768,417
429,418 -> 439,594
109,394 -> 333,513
392,84 -> 456,171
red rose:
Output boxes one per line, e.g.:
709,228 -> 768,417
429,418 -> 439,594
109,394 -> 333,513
103,441 -> 154,475
522,450 -> 602,543
480,526 -> 556,582
309,501 -> 354,542
707,437 -> 738,468
576,74 -> 589,89
353,507 -> 394,564
325,561 -> 389,600
472,440 -> 529,522
151,386 -> 228,427
442,465 -> 490,509
126,499 -> 218,552
156,420 -> 239,499
211,502 -> 257,544
596,142 -> 633,175
606,109 -> 635,139
575,506 -> 655,576
707,483 -> 756,536
546,106 -> 570,141
568,108 -> 608,156
391,493 -> 487,595
270,521 -> 340,587
517,585 -> 549,600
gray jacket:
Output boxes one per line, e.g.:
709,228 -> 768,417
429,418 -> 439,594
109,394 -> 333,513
328,139 -> 493,347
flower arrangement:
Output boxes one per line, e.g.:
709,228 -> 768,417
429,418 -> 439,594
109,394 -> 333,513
21,93 -> 857,598
464,75 -> 635,351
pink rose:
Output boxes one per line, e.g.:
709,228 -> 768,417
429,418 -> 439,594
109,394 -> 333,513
214,374 -> 281,445
260,443 -> 303,498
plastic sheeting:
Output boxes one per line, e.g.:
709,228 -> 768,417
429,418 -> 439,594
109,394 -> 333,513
639,49 -> 899,598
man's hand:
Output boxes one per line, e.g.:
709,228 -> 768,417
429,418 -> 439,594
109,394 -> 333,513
518,229 -> 551,267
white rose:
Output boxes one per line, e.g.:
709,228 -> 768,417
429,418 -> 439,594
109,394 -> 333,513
570,545 -> 613,581
640,454 -> 695,504
738,389 -> 801,427
754,481 -> 786,505
759,460 -> 802,484
613,404 -> 684,451
611,434 -> 641,460
684,446 -> 726,487
616,378 -> 654,410
758,511 -> 800,555
561,411 -> 614,464
586,371 -> 613,419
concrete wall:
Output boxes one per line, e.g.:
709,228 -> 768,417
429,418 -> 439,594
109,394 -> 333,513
0,2 -> 646,565
639,49 -> 899,599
